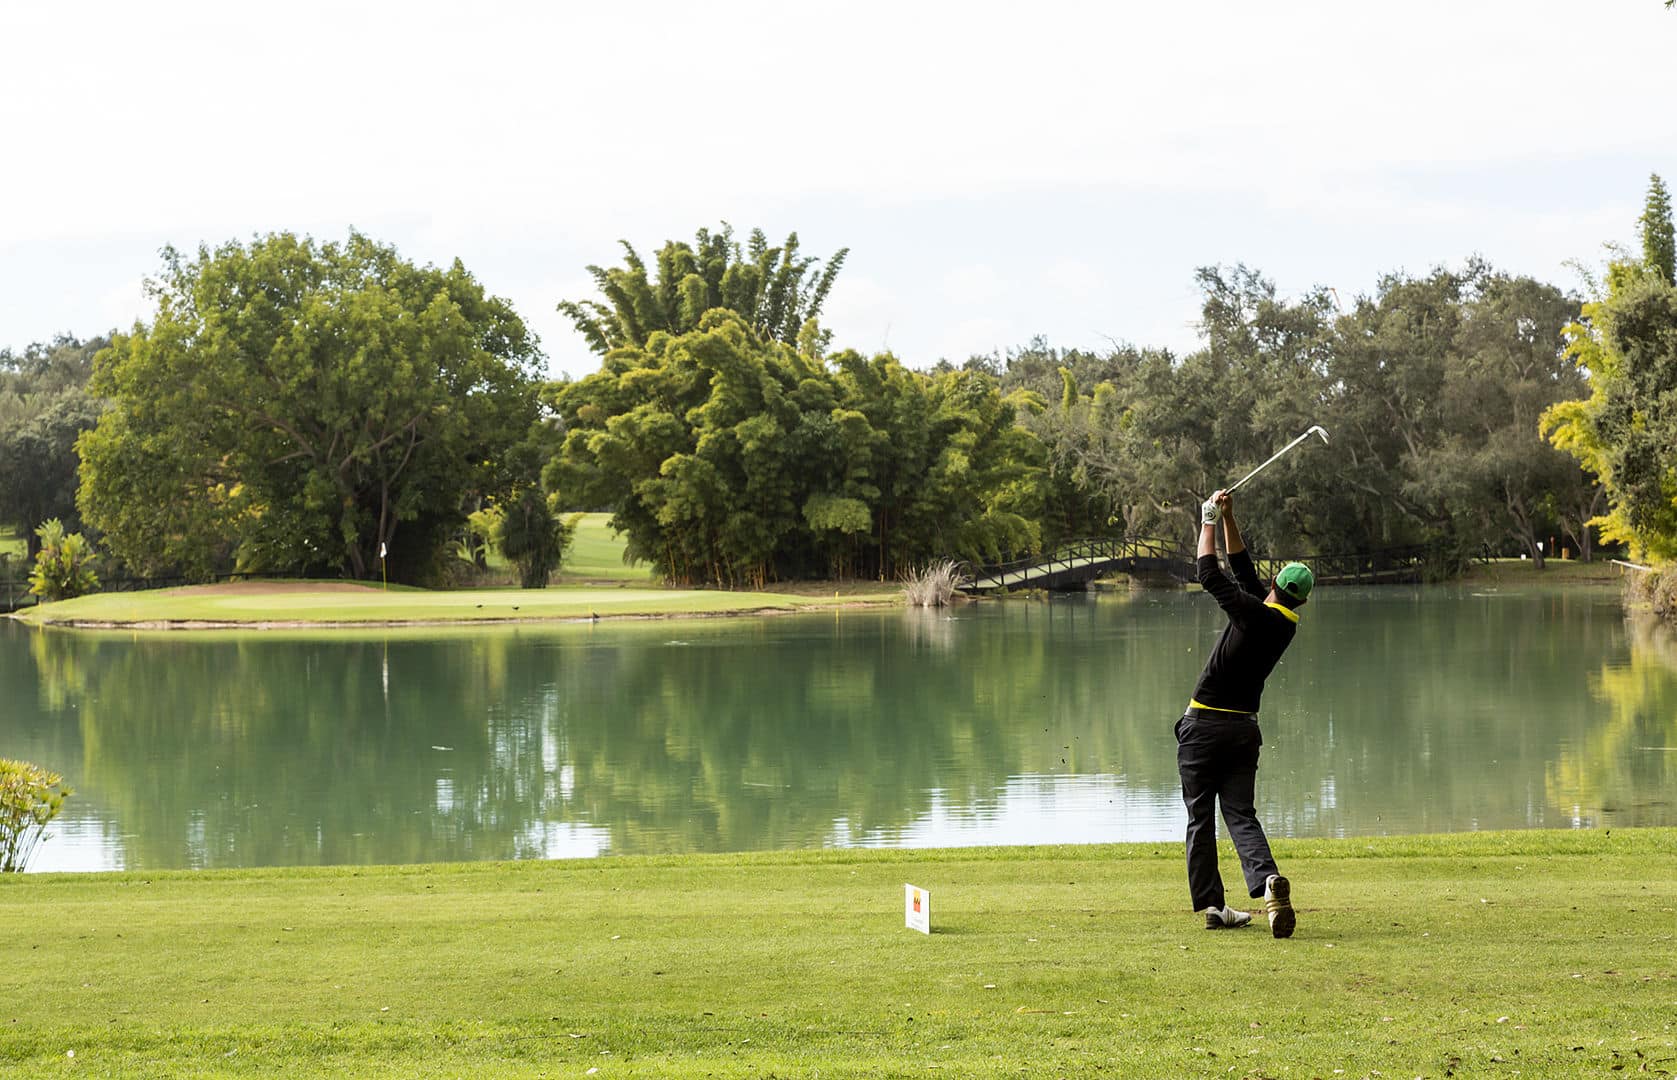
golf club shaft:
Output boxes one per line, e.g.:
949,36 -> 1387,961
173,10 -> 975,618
1225,431 -> 1313,494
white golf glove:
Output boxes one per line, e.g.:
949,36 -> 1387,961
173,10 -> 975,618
1201,498 -> 1222,525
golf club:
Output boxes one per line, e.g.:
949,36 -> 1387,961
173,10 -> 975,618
1225,425 -> 1330,494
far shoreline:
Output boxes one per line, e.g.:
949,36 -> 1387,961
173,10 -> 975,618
18,601 -> 901,632
7,579 -> 908,631
5,554 -> 1639,631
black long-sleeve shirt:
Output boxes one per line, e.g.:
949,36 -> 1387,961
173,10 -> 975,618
1189,549 -> 1298,715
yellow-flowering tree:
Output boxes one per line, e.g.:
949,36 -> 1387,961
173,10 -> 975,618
0,759 -> 73,872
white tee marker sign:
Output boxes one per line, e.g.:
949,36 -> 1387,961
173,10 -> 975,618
904,884 -> 930,934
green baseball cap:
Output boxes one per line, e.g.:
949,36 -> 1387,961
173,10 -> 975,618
1275,562 -> 1314,604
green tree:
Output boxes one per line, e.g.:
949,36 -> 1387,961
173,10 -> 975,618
77,232 -> 545,582
558,225 -> 847,354
1179,265 -> 1341,549
497,488 -> 577,589
1322,270 -> 1466,550
828,350 -> 1040,575
1405,273 -> 1587,566
1640,173 -> 1675,283
1038,267 -> 1338,551
547,310 -> 1040,585
1007,269 -> 1347,553
1001,340 -> 1154,545
992,335 -> 1132,402
549,310 -> 845,585
0,336 -> 107,556
1015,261 -> 1598,571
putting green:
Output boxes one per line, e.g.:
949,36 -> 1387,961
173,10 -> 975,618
16,581 -> 895,627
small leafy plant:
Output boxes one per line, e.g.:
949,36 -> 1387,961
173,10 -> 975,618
454,505 -> 503,569
0,758 -> 74,872
28,519 -> 99,601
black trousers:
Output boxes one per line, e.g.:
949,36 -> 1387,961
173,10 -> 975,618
1174,711 -> 1279,911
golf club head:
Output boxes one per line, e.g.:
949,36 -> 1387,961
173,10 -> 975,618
1309,425 -> 1330,445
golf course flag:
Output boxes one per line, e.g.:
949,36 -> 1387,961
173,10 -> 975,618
904,884 -> 930,934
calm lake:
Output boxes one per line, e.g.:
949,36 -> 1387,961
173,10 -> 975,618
5,584 -> 1675,872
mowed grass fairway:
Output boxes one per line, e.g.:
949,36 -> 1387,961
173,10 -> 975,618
563,513 -> 658,582
2,831 -> 1672,1078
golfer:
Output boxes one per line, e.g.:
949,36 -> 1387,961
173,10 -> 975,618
1177,489 -> 1312,938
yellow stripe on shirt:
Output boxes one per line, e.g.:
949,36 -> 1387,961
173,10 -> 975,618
1188,698 -> 1250,714
1264,602 -> 1300,623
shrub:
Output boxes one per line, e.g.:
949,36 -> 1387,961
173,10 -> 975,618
0,759 -> 73,872
28,518 -> 99,601
901,559 -> 964,607
498,490 -> 577,589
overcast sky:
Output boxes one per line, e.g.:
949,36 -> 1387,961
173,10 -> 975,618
3,1 -> 1674,378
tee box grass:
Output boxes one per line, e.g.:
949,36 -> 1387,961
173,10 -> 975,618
1,829 -> 1672,1078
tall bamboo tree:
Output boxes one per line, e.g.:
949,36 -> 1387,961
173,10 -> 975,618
558,225 -> 847,353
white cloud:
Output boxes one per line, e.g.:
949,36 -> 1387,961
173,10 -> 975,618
92,276 -> 155,336
1041,259 -> 1107,304
938,263 -> 1008,305
819,273 -> 905,358
932,316 -> 1017,366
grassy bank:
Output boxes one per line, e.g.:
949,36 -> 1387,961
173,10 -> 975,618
1460,556 -> 1630,587
2,830 -> 1672,1078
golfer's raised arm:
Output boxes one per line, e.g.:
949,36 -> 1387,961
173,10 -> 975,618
1199,491 -> 1259,612
1217,492 -> 1244,556
1198,494 -> 1221,559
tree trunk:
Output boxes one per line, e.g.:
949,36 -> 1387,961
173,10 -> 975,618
1506,490 -> 1543,569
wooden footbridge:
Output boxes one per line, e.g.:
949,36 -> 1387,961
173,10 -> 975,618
955,537 -> 1436,594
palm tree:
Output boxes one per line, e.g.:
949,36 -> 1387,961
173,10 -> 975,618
498,489 -> 570,589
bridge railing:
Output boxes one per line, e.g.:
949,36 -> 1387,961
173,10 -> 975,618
957,538 -> 1449,593
1246,544 -> 1438,586
958,536 -> 1193,591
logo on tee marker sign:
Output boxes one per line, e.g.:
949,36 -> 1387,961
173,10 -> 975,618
904,884 -> 930,934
